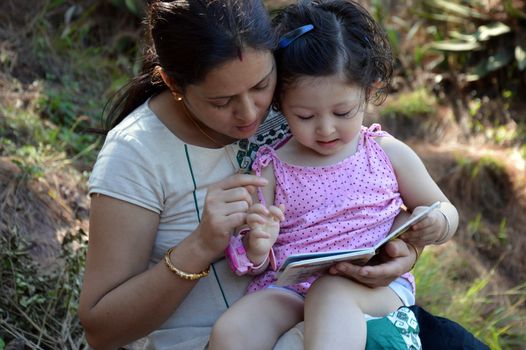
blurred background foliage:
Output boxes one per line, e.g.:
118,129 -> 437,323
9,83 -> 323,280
0,0 -> 525,349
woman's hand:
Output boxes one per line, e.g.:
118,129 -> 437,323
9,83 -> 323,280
195,174 -> 268,258
328,239 -> 417,288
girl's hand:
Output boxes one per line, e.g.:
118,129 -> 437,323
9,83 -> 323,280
328,239 -> 416,288
195,174 -> 268,258
402,206 -> 448,246
245,203 -> 285,264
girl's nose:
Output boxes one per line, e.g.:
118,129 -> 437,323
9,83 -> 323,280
316,119 -> 335,137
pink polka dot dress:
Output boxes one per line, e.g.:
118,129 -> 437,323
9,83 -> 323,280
247,124 -> 415,295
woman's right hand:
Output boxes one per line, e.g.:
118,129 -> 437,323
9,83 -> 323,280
328,239 -> 417,288
195,174 -> 269,258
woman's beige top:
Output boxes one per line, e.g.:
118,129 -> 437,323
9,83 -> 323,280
89,100 -> 299,349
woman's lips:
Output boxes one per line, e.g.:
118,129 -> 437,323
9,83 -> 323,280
236,120 -> 259,133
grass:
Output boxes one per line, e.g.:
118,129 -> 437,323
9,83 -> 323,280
379,88 -> 437,119
0,229 -> 88,350
1,3 -> 131,347
415,244 -> 526,349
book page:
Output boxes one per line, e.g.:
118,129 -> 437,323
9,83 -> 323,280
275,202 -> 441,286
275,249 -> 375,286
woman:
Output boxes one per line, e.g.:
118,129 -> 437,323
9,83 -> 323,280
79,1 -> 434,349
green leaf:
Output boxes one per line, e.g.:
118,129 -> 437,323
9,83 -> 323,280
516,45 -> 526,71
504,0 -> 526,19
476,22 -> 511,41
386,28 -> 400,55
447,23 -> 511,45
423,0 -> 488,19
448,31 -> 478,43
430,40 -> 481,51
416,11 -> 466,24
467,47 -> 513,81
124,0 -> 140,16
487,48 -> 513,71
0,337 -> 5,350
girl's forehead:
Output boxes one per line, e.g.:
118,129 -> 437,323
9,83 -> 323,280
291,74 -> 350,88
285,75 -> 363,97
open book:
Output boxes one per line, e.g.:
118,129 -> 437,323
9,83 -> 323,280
275,202 -> 440,286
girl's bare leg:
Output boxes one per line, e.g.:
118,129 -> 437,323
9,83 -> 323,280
304,275 -> 403,350
209,288 -> 304,350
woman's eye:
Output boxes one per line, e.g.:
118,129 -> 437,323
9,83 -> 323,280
212,101 -> 230,109
297,115 -> 314,120
254,82 -> 269,90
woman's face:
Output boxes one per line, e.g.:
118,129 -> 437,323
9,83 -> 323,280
183,48 -> 276,141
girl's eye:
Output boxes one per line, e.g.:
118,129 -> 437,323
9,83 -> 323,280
335,105 -> 362,118
334,111 -> 351,118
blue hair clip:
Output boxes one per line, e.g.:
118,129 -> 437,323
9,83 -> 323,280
278,24 -> 314,49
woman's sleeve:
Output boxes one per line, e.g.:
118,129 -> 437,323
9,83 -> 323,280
88,132 -> 164,214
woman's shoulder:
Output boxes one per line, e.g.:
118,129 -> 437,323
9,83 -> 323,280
108,100 -> 172,143
102,100 -> 183,160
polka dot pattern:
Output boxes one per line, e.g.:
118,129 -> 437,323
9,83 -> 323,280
247,124 -> 414,295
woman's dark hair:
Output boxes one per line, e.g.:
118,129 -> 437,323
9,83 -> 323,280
104,0 -> 276,131
272,0 -> 393,108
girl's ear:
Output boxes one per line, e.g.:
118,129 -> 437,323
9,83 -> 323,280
368,79 -> 387,102
158,66 -> 184,100
370,79 -> 385,94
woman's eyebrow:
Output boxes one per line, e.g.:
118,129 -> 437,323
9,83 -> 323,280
207,64 -> 275,100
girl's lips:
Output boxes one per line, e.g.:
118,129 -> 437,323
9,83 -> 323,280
317,139 -> 340,147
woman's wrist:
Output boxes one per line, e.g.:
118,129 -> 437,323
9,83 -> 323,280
177,228 -> 218,269
165,246 -> 210,280
405,241 -> 423,271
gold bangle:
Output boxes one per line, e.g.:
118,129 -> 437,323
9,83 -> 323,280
164,246 -> 210,280
406,241 -> 421,271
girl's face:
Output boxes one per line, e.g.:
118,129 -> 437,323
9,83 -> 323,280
182,48 -> 276,142
280,74 -> 365,156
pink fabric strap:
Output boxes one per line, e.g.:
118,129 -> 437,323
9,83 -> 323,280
225,230 -> 277,276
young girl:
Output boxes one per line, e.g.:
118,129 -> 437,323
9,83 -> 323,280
209,1 -> 459,350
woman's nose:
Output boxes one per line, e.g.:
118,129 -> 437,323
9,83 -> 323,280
234,94 -> 257,123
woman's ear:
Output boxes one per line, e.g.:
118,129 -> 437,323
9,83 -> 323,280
158,66 -> 184,100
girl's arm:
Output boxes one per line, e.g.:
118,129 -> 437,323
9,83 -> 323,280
328,137 -> 459,288
377,136 -> 459,246
79,174 -> 267,349
244,164 -> 283,265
